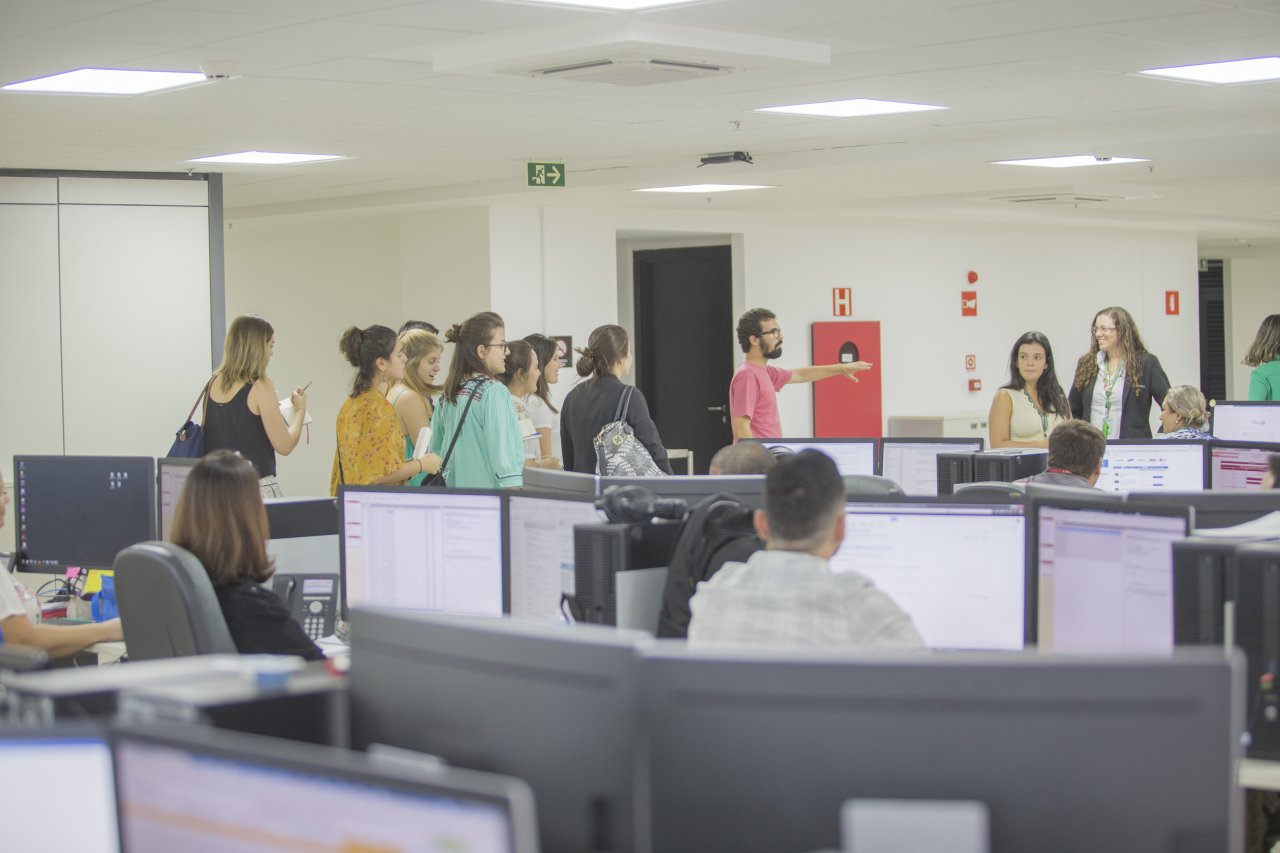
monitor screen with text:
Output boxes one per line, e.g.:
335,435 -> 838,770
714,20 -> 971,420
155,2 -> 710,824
880,440 -> 983,496
1212,402 -> 1280,443
755,439 -> 877,477
158,457 -> 197,541
827,502 -> 1026,650
1210,444 -> 1279,491
507,494 -> 602,624
1035,504 -> 1187,654
1095,442 -> 1206,493
341,488 -> 504,618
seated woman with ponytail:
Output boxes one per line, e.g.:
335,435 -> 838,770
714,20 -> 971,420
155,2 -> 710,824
331,325 -> 441,495
560,324 -> 672,475
426,312 -> 526,489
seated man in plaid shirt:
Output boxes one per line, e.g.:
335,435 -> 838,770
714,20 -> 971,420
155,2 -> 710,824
687,449 -> 923,650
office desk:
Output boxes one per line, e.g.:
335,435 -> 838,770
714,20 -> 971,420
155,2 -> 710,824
87,641 -> 126,665
1241,760 -> 1280,792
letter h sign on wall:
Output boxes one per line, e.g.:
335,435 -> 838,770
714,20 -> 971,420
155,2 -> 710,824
832,287 -> 853,317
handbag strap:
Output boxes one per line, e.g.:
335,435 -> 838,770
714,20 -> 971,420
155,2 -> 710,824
612,384 -> 634,424
428,378 -> 482,484
190,376 -> 214,424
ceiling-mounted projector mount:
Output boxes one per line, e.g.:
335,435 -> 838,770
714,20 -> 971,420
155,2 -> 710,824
699,151 -> 753,166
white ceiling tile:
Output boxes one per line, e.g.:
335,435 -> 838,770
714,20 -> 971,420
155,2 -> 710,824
0,1 -> 124,39
35,7 -> 305,48
267,58 -> 437,84
336,0 -> 586,32
792,8 -> 1050,46
154,0 -> 412,17
208,20 -> 454,56
1080,9 -> 1280,44
969,0 -> 1222,28
642,0 -> 905,31
0,36 -> 173,82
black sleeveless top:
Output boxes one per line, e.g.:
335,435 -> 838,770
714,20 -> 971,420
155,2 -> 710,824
203,381 -> 277,477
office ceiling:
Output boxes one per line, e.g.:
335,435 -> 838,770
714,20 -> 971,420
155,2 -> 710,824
2,0 -> 1279,241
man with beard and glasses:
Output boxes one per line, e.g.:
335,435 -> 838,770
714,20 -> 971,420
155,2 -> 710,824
729,308 -> 874,441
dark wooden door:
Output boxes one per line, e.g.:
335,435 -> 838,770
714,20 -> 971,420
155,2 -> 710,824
634,246 -> 733,475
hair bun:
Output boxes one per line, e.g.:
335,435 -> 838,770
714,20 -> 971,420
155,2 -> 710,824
444,323 -> 463,344
338,326 -> 363,366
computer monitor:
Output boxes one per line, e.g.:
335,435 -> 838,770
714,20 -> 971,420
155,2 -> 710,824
1125,489 -> 1280,530
349,609 -> 649,853
879,437 -> 984,496
746,437 -> 877,476
14,455 -> 156,571
507,491 -> 602,623
1211,400 -> 1280,442
829,499 -> 1027,650
1032,497 -> 1190,654
1095,440 -> 1208,494
0,727 -> 119,853
641,647 -> 1239,853
1231,542 -> 1280,759
113,723 -> 538,853
339,486 -> 505,621
156,456 -> 197,541
1209,440 -> 1280,491
522,467 -> 599,497
598,474 -> 766,508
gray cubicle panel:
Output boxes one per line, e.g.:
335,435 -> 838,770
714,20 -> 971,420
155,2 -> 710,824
599,474 -> 766,508
265,496 -> 340,577
641,646 -> 1241,853
523,467 -> 600,497
1126,489 -> 1280,530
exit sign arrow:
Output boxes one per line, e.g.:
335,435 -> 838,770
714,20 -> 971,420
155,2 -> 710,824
527,162 -> 565,188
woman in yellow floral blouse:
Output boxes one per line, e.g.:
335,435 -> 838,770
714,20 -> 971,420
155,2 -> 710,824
330,325 -> 442,495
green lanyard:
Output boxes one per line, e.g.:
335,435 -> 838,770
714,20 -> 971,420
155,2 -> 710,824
1021,389 -> 1049,437
1100,360 -> 1125,438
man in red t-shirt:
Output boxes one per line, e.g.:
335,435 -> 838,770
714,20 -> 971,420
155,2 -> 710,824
729,308 -> 874,441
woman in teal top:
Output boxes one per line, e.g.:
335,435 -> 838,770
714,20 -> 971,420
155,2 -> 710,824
1243,314 -> 1280,401
427,312 -> 525,489
388,329 -> 444,486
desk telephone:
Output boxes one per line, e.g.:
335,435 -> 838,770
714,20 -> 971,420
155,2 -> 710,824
272,574 -> 339,641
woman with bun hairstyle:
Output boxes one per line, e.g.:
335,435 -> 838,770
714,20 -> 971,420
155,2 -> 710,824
426,312 -> 525,489
1157,385 -> 1211,439
203,315 -> 308,498
521,333 -> 563,466
1068,306 -> 1170,439
1243,314 -> 1280,401
388,329 -> 444,487
330,325 -> 441,496
988,330 -> 1070,449
560,324 -> 672,475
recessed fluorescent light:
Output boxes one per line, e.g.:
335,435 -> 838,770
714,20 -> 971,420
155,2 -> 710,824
186,151 -> 348,165
1140,56 -> 1280,84
515,0 -> 698,8
756,98 -> 945,118
3,68 -> 207,95
992,155 -> 1149,168
635,184 -> 775,193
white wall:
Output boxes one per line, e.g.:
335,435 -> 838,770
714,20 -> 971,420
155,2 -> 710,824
1224,253 -> 1280,398
401,208 -> 492,331
224,215 -> 402,498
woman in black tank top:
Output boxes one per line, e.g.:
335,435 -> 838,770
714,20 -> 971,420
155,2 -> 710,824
202,315 -> 309,497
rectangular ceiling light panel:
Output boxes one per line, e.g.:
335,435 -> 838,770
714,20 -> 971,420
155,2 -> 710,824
3,68 -> 207,95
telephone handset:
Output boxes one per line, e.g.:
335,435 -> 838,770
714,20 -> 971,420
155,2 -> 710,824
272,573 -> 339,641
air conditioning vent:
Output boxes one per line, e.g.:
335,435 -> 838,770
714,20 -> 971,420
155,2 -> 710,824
991,193 -> 1124,205
533,57 -> 728,86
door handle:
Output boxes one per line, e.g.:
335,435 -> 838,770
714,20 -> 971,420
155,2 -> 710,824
707,405 -> 727,413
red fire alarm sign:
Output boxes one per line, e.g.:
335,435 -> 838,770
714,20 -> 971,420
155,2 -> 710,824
969,379 -> 982,392
1165,290 -> 1180,315
832,288 -> 852,317
961,291 -> 978,317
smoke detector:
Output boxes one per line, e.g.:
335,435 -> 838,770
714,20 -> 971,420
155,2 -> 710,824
430,19 -> 830,86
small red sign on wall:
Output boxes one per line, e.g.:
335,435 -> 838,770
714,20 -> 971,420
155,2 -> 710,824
1166,290 -> 1180,315
832,287 -> 852,317
961,291 -> 978,317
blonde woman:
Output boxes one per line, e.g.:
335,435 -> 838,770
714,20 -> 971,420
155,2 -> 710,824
1243,314 -> 1280,401
1157,385 -> 1211,440
203,315 -> 307,498
388,329 -> 444,486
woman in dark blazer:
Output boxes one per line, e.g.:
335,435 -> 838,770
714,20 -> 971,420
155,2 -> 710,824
1068,306 -> 1170,439
560,324 -> 673,475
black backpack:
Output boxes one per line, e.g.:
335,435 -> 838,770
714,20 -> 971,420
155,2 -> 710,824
656,492 -> 763,639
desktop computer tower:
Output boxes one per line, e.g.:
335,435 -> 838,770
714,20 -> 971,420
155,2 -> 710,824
1172,537 -> 1253,646
572,521 -> 682,626
973,449 -> 1048,483
935,452 -> 975,496
1232,542 -> 1280,760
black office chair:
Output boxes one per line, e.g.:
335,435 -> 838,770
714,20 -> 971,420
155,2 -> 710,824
952,481 -> 1027,500
843,474 -> 905,497
114,541 -> 237,661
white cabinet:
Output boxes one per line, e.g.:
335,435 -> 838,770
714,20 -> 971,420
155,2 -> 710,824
887,414 -> 989,442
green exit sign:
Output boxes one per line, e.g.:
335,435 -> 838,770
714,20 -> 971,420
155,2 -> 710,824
527,162 -> 565,188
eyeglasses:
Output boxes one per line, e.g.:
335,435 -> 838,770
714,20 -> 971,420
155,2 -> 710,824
484,341 -> 510,350
1092,326 -> 1117,334
758,328 -> 782,338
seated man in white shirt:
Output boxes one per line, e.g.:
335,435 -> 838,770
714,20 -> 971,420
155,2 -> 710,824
687,449 -> 923,649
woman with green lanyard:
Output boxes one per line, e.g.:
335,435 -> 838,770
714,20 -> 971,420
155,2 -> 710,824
988,331 -> 1069,448
1069,306 -> 1171,439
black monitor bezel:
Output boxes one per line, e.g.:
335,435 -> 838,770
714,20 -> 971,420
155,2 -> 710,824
1097,438 -> 1210,492
337,484 -> 509,622
14,454 -> 157,572
1026,493 -> 1191,646
1210,400 -> 1280,440
1206,439 -> 1280,490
